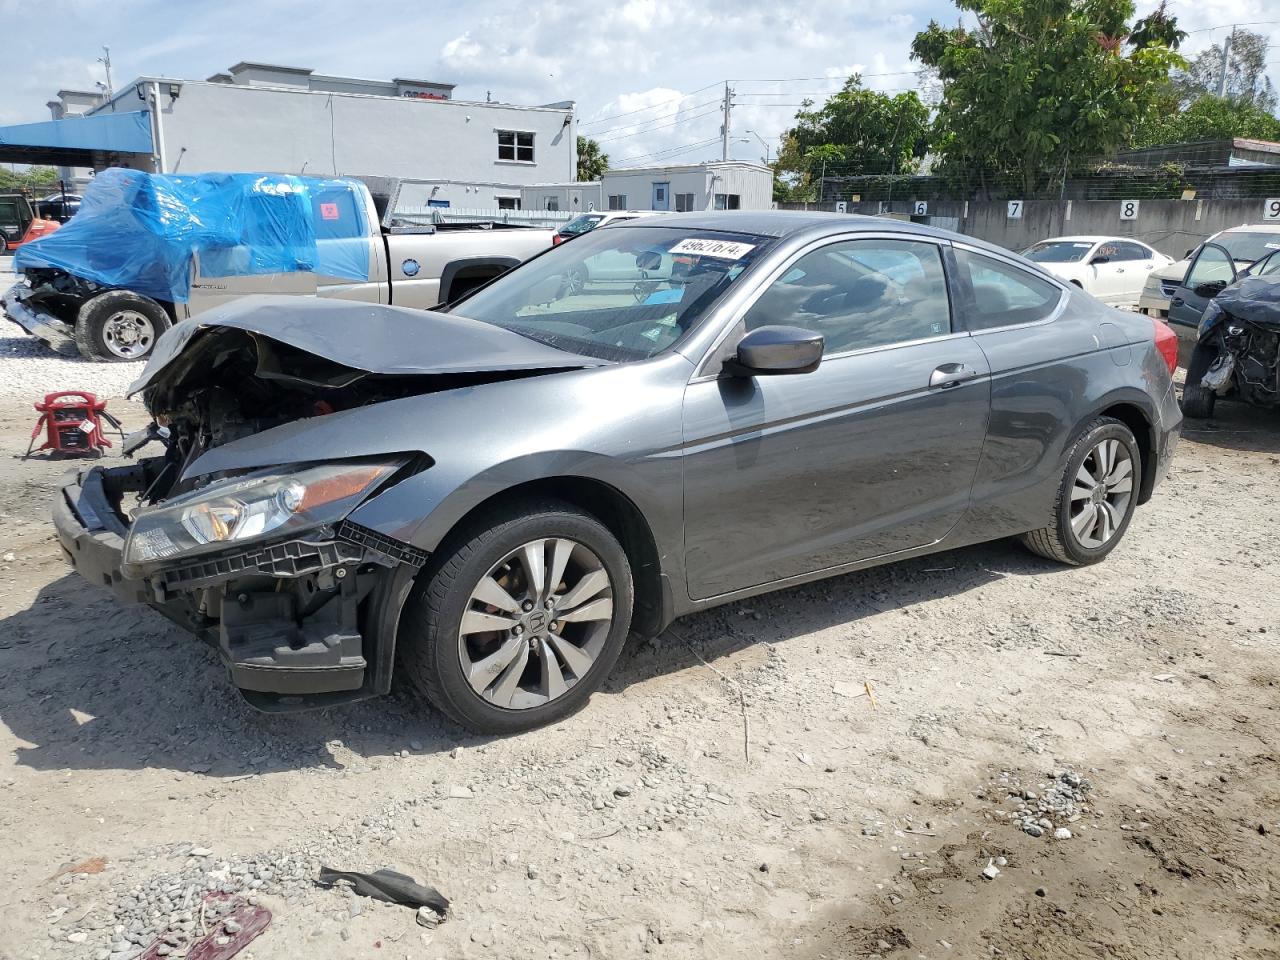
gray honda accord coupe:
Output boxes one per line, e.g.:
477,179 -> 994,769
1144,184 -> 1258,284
53,212 -> 1182,733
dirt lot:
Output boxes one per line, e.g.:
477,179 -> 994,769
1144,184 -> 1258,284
0,263 -> 1277,959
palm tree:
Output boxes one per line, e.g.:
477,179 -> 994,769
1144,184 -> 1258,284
577,137 -> 609,181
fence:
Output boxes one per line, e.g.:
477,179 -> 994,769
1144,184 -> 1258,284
392,205 -> 574,229
777,197 -> 1280,258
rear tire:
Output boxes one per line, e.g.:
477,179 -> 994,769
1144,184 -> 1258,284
1180,384 -> 1216,419
398,499 -> 633,734
74,290 -> 171,362
1020,417 -> 1141,566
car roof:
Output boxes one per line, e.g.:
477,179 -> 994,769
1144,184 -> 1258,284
1215,223 -> 1280,235
1037,235 -> 1146,245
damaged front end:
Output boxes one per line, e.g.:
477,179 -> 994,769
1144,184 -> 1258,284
52,296 -> 598,709
1192,277 -> 1280,409
1,268 -> 96,356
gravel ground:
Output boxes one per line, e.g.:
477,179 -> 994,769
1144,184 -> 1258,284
0,258 -> 147,402
0,271 -> 1277,959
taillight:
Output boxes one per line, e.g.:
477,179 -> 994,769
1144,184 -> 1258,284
1152,317 -> 1178,375
551,234 -> 563,246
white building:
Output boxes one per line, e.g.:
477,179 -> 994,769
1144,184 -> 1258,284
520,162 -> 772,214
3,63 -> 577,209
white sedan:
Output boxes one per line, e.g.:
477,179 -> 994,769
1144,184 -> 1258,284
1022,236 -> 1173,307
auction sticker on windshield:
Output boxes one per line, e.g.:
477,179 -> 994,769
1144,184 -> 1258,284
669,238 -> 756,259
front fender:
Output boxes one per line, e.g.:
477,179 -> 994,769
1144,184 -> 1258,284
347,447 -> 682,555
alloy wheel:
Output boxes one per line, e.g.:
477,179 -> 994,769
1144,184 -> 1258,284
1068,438 -> 1134,549
102,310 -> 156,359
457,537 -> 614,710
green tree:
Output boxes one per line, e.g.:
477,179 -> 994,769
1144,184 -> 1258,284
1134,94 -> 1280,147
1129,1 -> 1186,50
1171,28 -> 1276,113
0,165 -> 59,191
576,136 -> 608,181
911,0 -> 1184,196
774,76 -> 930,200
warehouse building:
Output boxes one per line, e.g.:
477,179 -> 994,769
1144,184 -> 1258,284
1,62 -> 577,206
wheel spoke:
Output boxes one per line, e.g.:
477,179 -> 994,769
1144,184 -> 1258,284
547,633 -> 594,678
471,575 -> 522,614
1070,505 -> 1096,540
546,538 -> 575,598
1103,457 -> 1132,488
539,639 -> 568,699
520,541 -> 547,603
489,641 -> 531,707
460,609 -> 519,636
1098,501 -> 1119,541
558,568 -> 609,610
467,636 -> 525,690
558,597 -> 613,623
1108,476 -> 1133,495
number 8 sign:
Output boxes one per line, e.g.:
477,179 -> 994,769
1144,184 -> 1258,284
1120,199 -> 1139,220
1265,198 -> 1280,221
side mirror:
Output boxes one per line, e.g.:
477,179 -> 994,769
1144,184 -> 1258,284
1090,254 -> 1110,265
1192,280 -> 1227,299
728,325 -> 823,376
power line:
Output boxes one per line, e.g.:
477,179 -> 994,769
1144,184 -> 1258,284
587,98 -> 721,140
617,136 -> 723,165
578,81 -> 723,128
594,106 -> 724,144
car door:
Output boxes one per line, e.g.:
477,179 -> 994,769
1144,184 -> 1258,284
1086,241 -> 1128,303
681,235 -> 991,600
1168,242 -> 1237,338
1109,241 -> 1155,306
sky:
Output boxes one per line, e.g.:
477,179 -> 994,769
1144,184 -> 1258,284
1,0 -> 1278,170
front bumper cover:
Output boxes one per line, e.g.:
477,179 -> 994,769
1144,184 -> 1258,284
2,281 -> 77,355
54,465 -> 425,708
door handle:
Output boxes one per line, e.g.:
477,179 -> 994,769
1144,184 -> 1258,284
1170,296 -> 1184,305
1116,267 -> 1125,273
929,363 -> 981,389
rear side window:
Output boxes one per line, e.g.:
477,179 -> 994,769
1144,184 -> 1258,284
957,250 -> 1063,330
1113,241 -> 1151,262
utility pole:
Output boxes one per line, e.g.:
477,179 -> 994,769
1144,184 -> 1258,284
720,82 -> 734,161
1217,26 -> 1234,98
98,46 -> 113,99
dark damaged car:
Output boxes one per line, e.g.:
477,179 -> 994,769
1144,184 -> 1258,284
53,213 -> 1182,733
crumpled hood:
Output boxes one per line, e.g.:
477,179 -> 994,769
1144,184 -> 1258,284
129,294 -> 603,396
1214,275 -> 1280,330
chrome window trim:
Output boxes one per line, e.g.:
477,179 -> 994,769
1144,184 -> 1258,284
689,232 -> 957,381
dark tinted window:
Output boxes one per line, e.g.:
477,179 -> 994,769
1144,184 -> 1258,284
958,250 -> 1062,330
744,238 -> 951,353
1113,241 -> 1151,262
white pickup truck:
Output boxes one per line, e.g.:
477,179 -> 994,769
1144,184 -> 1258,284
3,174 -> 553,361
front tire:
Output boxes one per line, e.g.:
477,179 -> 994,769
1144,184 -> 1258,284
1021,417 -> 1141,566
1180,384 -> 1216,418
74,290 -> 171,362
399,499 -> 633,734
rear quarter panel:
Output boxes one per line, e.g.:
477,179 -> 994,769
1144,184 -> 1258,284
954,289 -> 1171,542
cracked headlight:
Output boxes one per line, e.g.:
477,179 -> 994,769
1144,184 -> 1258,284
123,459 -> 402,570
1197,300 -> 1224,339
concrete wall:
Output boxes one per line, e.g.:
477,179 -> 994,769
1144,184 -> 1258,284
779,198 -> 1280,257
144,81 -> 575,199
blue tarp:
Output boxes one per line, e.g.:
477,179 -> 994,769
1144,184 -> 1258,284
15,169 -> 371,303
0,110 -> 154,155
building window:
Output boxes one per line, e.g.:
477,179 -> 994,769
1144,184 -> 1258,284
675,192 -> 696,212
497,197 -> 521,210
714,193 -> 741,210
608,194 -> 627,210
544,197 -> 560,211
497,130 -> 534,162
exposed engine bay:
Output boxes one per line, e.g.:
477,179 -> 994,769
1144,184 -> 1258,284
1194,276 -> 1280,410
57,296 -> 598,709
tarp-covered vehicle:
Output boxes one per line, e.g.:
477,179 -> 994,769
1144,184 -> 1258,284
2,169 -> 551,361
1180,243 -> 1280,418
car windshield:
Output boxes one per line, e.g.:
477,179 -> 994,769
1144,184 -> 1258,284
559,214 -> 606,236
1023,241 -> 1095,263
1217,231 -> 1280,263
449,226 -> 770,361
